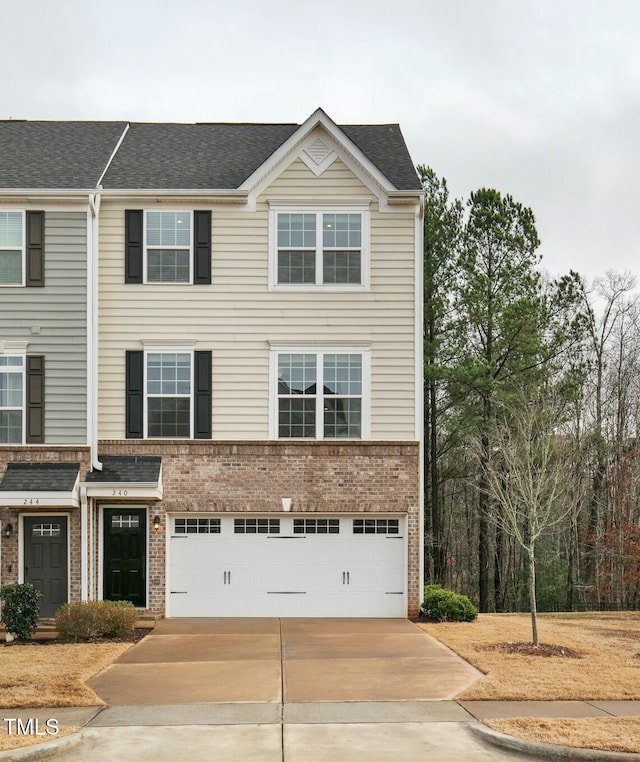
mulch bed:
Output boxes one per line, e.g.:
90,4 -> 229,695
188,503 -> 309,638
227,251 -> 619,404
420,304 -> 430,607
487,641 -> 584,658
3,628 -> 151,646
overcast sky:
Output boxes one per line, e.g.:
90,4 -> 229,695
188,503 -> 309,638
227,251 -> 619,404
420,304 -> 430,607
2,0 -> 638,283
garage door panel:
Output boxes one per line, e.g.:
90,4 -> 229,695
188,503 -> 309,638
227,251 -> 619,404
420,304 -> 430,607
168,514 -> 406,617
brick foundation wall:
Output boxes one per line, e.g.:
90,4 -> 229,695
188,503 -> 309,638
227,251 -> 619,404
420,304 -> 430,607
98,440 -> 422,618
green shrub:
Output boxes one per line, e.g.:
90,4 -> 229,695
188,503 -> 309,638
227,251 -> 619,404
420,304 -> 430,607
0,583 -> 42,640
55,600 -> 137,642
421,585 -> 478,622
100,601 -> 138,637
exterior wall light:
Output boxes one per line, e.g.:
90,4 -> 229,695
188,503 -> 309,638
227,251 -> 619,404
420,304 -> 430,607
4,523 -> 13,538
153,516 -> 161,532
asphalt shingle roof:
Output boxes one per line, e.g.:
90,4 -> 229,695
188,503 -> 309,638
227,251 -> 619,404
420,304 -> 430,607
102,122 -> 298,190
84,456 -> 162,484
0,463 -> 80,491
0,117 -> 420,192
0,121 -> 127,189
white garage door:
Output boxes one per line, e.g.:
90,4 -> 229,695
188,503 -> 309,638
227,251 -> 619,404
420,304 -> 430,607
168,515 -> 406,617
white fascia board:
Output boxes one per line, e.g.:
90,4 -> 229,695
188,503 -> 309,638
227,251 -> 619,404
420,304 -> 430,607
100,189 -> 248,203
239,108 -> 399,197
1,492 -> 80,508
388,190 -> 424,205
82,482 -> 163,501
0,191 -> 92,211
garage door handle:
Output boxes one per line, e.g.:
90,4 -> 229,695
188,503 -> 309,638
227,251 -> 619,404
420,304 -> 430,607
224,570 -> 231,584
342,571 -> 350,585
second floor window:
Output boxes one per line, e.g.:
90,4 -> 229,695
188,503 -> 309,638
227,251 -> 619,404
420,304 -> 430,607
146,211 -> 191,283
270,207 -> 369,290
0,211 -> 24,285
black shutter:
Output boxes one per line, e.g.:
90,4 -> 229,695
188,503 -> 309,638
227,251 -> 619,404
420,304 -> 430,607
26,355 -> 45,443
126,351 -> 144,438
193,211 -> 211,284
194,351 -> 212,439
26,211 -> 44,287
125,210 -> 143,283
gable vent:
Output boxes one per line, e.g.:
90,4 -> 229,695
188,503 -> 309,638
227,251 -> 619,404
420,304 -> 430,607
306,137 -> 332,165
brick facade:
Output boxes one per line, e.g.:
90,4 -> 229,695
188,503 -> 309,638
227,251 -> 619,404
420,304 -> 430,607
0,447 -> 91,606
97,440 -> 422,618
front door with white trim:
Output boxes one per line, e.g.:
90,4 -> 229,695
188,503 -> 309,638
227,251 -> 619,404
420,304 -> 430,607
23,516 -> 68,618
103,508 -> 147,607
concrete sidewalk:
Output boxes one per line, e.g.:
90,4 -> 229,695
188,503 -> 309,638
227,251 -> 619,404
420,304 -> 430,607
4,701 -> 640,761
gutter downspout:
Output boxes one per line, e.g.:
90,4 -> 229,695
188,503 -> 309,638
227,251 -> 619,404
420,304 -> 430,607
88,190 -> 102,472
415,195 -> 425,612
85,188 -> 103,602
80,486 -> 89,601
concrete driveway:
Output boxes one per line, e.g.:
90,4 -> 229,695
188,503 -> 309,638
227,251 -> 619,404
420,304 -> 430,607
20,621 -> 547,761
88,617 -> 482,704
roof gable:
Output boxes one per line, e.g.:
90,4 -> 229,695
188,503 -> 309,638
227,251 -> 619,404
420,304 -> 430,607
239,108 -> 421,197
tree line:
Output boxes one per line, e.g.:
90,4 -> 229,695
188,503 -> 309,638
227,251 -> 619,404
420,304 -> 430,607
421,166 -> 640,614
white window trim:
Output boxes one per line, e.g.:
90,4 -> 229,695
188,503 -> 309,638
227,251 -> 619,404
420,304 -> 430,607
143,347 -> 194,439
268,344 -> 371,440
268,204 -> 370,291
0,209 -> 26,287
143,210 -> 193,285
0,342 -> 27,445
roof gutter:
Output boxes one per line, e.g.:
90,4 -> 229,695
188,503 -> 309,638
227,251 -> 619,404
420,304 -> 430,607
99,188 -> 248,202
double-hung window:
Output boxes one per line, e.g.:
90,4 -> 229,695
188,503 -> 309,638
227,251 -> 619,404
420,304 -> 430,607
270,206 -> 369,289
126,348 -> 212,439
0,211 -> 45,287
0,354 -> 24,443
0,212 -> 23,286
145,351 -> 193,438
271,346 -> 370,439
146,211 -> 191,283
124,210 -> 211,285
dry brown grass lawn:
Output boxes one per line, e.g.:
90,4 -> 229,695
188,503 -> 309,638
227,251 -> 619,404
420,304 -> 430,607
486,718 -> 640,754
420,612 -> 640,753
0,642 -> 131,708
419,612 -> 640,700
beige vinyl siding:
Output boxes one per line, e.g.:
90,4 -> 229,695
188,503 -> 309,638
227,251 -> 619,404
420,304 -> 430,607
0,211 -> 87,444
98,156 -> 418,440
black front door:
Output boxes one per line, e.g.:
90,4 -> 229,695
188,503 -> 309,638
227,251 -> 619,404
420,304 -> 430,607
23,516 -> 68,618
103,508 -> 146,607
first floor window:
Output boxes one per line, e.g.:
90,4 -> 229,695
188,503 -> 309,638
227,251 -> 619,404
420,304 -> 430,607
126,348 -> 211,439
275,349 -> 366,439
0,211 -> 23,285
146,351 -> 192,437
0,355 -> 24,443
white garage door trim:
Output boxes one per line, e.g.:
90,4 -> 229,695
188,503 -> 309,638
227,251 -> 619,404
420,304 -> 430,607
167,514 -> 407,618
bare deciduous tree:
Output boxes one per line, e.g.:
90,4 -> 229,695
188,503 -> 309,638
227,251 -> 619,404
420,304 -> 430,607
476,391 -> 575,645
